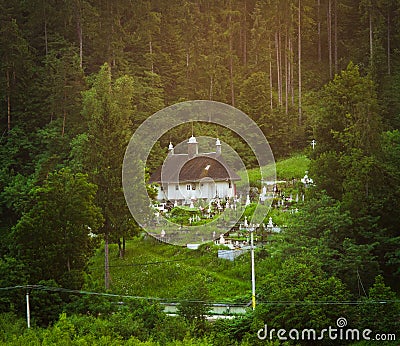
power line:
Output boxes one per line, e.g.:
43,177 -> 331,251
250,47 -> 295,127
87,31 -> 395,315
0,285 -> 28,291
0,284 -> 244,306
0,285 -> 399,306
256,300 -> 400,306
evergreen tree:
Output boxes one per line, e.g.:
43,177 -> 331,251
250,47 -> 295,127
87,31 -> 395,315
310,62 -> 382,205
0,8 -> 32,133
80,63 -> 134,288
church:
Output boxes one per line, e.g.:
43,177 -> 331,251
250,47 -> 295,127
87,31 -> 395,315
149,136 -> 241,204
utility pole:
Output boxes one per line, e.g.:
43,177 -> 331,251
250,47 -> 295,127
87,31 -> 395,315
26,291 -> 31,329
250,224 -> 256,310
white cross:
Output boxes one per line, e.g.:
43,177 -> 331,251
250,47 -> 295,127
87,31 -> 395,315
311,139 -> 316,150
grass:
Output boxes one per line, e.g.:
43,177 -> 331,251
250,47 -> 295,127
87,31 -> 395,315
237,154 -> 310,188
88,236 -> 252,303
275,154 -> 310,180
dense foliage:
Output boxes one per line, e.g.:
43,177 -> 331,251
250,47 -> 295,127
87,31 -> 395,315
0,0 -> 399,344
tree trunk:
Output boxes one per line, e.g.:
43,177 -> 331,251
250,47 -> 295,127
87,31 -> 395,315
387,9 -> 391,75
104,233 -> 110,290
78,25 -> 83,69
290,35 -> 295,107
369,12 -> 373,67
288,35 -> 292,107
149,40 -> 154,73
62,76 -> 67,137
328,0 -> 333,79
76,0 -> 83,68
275,31 -> 282,106
334,0 -> 338,74
278,30 -> 283,106
6,69 -> 11,132
186,49 -> 190,99
111,3 -> 116,67
117,238 -> 122,258
229,12 -> 235,107
43,0 -> 48,56
317,0 -> 321,63
243,0 -> 247,66
229,54 -> 235,106
186,51 -> 189,78
298,0 -> 302,125
269,39 -> 273,110
285,26 -> 288,115
209,75 -> 213,100
118,238 -> 125,258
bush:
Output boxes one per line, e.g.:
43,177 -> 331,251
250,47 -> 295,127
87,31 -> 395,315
26,280 -> 65,327
177,275 -> 211,337
0,312 -> 28,343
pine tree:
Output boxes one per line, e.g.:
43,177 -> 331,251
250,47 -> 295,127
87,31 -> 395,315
81,63 -> 134,289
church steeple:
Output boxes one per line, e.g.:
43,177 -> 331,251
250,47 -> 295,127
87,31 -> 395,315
168,142 -> 174,155
187,136 -> 198,158
216,138 -> 221,156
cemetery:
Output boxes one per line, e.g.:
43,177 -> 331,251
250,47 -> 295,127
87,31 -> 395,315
150,144 -> 312,255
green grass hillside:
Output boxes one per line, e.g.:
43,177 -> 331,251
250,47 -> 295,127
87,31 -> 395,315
275,154 -> 310,180
237,154 -> 310,188
89,237 -> 252,303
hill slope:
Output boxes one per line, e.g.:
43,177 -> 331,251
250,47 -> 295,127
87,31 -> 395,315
89,237 -> 251,303
88,155 -> 310,302
237,154 -> 310,188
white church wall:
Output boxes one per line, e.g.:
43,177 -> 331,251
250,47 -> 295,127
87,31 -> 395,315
154,181 -> 236,202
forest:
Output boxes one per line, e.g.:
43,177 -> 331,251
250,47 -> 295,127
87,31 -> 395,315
0,0 -> 400,344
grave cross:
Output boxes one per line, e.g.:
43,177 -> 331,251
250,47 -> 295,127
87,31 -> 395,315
311,139 -> 316,150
